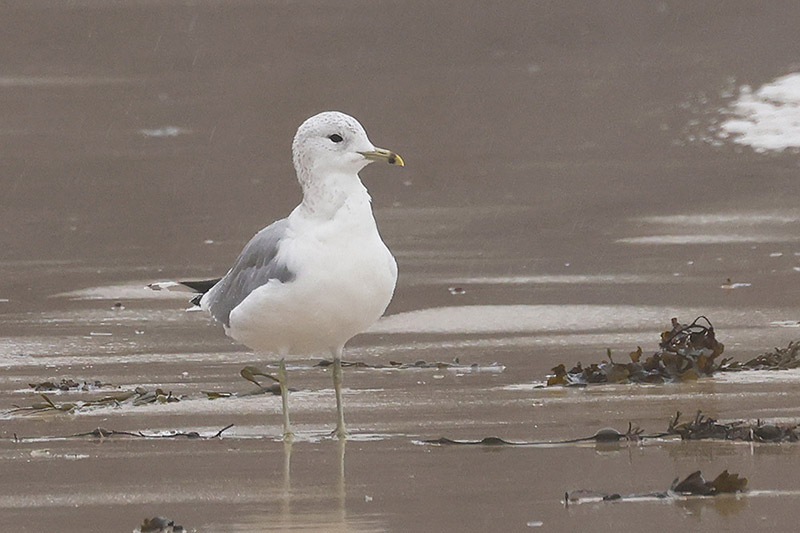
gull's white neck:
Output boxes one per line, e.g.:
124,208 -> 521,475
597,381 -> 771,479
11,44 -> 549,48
296,167 -> 373,220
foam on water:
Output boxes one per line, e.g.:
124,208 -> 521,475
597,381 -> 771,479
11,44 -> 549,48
0,346 -> 252,369
0,75 -> 130,87
635,212 -> 800,226
415,274 -> 678,286
53,284 -> 190,300
623,209 -> 800,247
370,305 -> 791,335
715,368 -> 800,384
617,234 -> 800,245
717,73 -> 800,151
139,126 -> 190,138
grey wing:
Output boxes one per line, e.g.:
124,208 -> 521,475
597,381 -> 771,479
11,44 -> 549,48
202,218 -> 294,327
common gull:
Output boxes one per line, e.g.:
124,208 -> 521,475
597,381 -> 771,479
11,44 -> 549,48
152,111 -> 404,439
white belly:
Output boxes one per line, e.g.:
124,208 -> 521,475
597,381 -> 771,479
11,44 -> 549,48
226,216 -> 397,356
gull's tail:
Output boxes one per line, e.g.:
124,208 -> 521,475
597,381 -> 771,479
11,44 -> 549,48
148,279 -> 221,306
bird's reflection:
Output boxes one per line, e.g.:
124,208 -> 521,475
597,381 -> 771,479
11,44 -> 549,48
337,437 -> 347,523
276,437 -> 348,529
279,439 -> 293,521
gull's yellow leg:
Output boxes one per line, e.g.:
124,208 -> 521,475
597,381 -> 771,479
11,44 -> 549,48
278,357 -> 294,440
332,352 -> 347,439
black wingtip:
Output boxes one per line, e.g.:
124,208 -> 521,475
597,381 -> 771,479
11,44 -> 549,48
179,279 -> 221,294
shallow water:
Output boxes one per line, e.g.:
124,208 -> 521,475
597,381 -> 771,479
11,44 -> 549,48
3,1 -> 800,531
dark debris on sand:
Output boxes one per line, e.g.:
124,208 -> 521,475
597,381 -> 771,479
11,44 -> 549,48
566,469 -> 747,505
668,410 -> 800,442
9,368 -> 287,416
12,424 -> 234,443
28,379 -> 109,392
547,316 -> 724,386
10,387 -> 183,415
545,316 -> 800,386
315,358 -> 489,370
424,410 -> 800,446
139,516 -> 185,532
720,340 -> 800,371
9,358 -> 490,417
547,316 -> 800,387
422,423 -> 645,446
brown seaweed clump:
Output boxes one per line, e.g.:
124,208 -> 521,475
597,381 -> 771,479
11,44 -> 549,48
719,341 -> 800,371
670,470 -> 748,496
668,410 -> 800,442
28,379 -> 107,392
10,387 -> 183,415
138,517 -> 185,532
566,469 -> 747,504
547,316 -> 724,386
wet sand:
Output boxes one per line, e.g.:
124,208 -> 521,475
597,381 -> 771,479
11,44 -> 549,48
3,1 -> 800,531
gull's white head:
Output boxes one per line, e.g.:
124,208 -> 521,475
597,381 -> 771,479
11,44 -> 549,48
292,111 -> 404,178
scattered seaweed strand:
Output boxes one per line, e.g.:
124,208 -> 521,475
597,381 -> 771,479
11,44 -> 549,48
565,469 -> 748,505
10,424 -> 235,442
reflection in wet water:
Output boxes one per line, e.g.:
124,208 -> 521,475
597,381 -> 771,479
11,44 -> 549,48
230,439 -> 370,532
675,494 -> 748,519
279,440 -> 292,528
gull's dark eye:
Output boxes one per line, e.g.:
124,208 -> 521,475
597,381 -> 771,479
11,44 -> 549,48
328,133 -> 343,143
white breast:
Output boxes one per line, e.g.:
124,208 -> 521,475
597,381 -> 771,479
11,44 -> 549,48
226,195 -> 397,356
